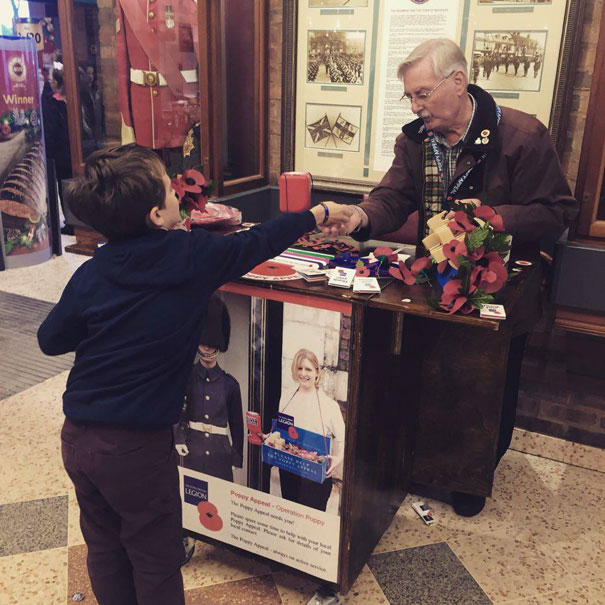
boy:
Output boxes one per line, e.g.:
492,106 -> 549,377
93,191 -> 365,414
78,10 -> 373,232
38,144 -> 348,605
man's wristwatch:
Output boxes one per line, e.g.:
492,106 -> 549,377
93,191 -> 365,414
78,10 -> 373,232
351,205 -> 366,232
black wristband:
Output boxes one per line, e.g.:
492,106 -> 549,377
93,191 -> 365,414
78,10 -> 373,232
319,202 -> 329,225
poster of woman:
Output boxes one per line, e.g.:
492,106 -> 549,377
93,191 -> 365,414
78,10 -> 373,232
266,303 -> 350,516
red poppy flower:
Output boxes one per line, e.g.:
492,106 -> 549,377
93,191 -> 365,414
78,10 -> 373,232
197,501 -> 223,532
411,257 -> 432,274
355,261 -> 370,277
182,169 -> 206,193
190,192 -> 208,213
389,260 -> 417,285
439,280 -> 471,314
171,178 -> 186,200
489,213 -> 505,232
476,252 -> 508,293
468,245 -> 485,262
448,211 -> 475,234
373,246 -> 397,264
473,205 -> 496,221
443,239 -> 467,269
288,426 -> 299,440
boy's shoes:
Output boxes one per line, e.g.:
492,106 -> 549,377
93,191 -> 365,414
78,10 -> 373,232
61,224 -> 75,235
181,536 -> 196,566
452,491 -> 486,517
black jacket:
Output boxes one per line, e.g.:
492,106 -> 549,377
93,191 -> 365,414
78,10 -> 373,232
38,212 -> 316,427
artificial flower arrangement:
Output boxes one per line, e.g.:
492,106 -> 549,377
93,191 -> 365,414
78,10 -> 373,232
170,168 -> 241,228
388,202 -> 512,315
170,168 -> 209,224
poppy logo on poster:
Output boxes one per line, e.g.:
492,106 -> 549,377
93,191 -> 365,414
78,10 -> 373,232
183,475 -> 208,506
197,501 -> 223,532
8,56 -> 26,83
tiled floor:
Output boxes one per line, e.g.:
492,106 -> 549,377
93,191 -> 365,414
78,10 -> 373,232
1,241 -> 604,605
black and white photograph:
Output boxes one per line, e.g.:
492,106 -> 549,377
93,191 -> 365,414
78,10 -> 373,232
305,103 -> 362,152
310,0 -> 368,6
478,1 -> 551,5
470,31 -> 547,92
307,30 -> 365,85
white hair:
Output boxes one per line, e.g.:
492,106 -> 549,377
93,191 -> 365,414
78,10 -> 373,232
397,39 -> 468,81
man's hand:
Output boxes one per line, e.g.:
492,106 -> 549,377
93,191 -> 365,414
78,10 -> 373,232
316,202 -> 365,236
310,202 -> 355,231
446,198 -> 481,219
175,444 -> 189,456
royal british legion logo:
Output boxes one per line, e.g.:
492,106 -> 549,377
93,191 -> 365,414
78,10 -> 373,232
183,476 -> 208,506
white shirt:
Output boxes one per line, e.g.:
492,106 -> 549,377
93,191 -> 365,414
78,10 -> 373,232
279,387 -> 345,446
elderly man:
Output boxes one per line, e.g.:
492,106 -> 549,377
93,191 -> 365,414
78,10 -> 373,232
327,38 -> 578,517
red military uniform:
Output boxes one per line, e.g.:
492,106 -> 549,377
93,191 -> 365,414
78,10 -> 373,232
115,0 -> 200,149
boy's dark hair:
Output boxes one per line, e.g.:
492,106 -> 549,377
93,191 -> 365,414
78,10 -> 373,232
65,143 -> 166,241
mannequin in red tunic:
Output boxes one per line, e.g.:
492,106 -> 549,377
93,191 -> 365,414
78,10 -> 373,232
115,0 -> 200,149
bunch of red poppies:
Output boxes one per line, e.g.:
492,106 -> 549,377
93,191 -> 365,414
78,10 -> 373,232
170,169 -> 209,216
389,202 -> 511,315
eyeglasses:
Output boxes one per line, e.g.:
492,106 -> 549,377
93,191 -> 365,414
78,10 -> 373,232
400,72 -> 453,104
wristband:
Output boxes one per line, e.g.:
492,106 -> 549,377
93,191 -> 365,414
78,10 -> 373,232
319,202 -> 329,225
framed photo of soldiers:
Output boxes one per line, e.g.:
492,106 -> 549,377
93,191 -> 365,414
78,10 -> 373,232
284,0 -> 583,192
306,31 -> 366,85
470,31 -> 548,93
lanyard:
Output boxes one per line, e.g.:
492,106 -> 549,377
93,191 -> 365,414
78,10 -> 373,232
427,104 -> 502,209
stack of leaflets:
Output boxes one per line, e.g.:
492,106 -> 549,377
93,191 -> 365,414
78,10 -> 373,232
352,277 -> 381,294
328,267 -> 356,289
298,268 -> 329,283
479,304 -> 506,319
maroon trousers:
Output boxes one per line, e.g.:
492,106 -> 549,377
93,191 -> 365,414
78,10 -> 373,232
61,419 -> 185,605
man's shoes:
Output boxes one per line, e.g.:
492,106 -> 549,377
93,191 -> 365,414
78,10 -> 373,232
60,224 -> 75,235
451,491 -> 486,517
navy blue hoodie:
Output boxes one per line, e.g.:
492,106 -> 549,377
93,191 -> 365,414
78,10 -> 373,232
38,212 -> 316,427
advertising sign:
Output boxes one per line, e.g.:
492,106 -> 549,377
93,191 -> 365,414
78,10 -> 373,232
176,290 -> 351,582
0,35 -> 50,270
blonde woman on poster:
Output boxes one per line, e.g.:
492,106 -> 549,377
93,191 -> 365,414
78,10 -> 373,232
276,349 -> 345,512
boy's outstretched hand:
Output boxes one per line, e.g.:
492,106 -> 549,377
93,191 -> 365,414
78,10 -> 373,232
309,202 -> 359,234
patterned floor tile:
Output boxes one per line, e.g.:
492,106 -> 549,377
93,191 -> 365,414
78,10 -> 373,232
271,568 -> 321,604
373,505 -> 446,554
186,574 -> 281,604
500,585 -> 602,604
181,540 -> 272,590
539,528 -> 605,587
0,248 -> 87,304
0,496 -> 67,557
511,428 -> 605,474
273,565 -> 389,605
0,547 -> 67,605
67,544 -> 98,605
341,565 -> 389,604
404,451 -> 605,546
0,373 -> 69,506
444,528 -> 581,603
67,484 -> 85,547
368,542 -> 491,605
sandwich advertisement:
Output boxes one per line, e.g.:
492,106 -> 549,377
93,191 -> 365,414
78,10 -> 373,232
0,35 -> 51,270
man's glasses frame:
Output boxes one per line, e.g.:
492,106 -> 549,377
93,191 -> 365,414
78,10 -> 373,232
400,71 -> 454,104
